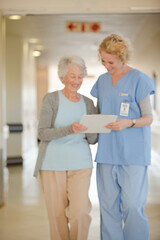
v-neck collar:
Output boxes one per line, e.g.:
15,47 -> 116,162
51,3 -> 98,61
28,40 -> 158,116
110,69 -> 134,87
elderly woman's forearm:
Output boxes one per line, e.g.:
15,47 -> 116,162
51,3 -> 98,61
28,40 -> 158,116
38,126 -> 73,141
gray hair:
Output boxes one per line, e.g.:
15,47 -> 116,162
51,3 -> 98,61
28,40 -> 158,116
58,56 -> 87,82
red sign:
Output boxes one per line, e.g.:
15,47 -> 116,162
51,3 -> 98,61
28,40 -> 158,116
66,21 -> 101,33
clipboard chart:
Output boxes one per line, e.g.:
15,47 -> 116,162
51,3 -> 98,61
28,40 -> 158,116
80,114 -> 117,133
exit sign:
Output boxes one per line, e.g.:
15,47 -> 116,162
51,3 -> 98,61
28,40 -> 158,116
66,21 -> 101,33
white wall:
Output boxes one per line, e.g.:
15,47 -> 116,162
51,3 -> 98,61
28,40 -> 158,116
6,34 -> 37,158
132,15 -> 160,153
22,40 -> 37,152
48,65 -> 63,93
133,15 -> 160,115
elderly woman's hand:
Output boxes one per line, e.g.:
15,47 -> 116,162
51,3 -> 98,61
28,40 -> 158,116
105,119 -> 132,131
71,121 -> 88,133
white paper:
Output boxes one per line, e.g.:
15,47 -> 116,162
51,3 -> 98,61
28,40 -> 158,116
80,114 -> 117,133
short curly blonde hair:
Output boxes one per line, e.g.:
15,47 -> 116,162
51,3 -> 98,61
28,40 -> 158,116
98,34 -> 132,64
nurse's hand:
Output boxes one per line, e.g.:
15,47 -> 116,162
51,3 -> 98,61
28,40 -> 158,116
105,119 -> 132,131
71,121 -> 88,133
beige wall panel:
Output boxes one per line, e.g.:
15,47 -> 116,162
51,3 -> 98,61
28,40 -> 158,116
7,134 -> 22,157
6,35 -> 22,123
0,11 -> 6,206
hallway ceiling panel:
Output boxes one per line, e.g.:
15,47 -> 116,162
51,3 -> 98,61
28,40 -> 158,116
6,14 -> 160,70
25,14 -> 146,66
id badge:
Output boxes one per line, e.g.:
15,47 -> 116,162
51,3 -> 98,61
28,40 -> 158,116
120,102 -> 129,116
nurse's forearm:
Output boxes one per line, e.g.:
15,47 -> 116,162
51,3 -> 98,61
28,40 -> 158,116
106,116 -> 152,131
128,115 -> 153,128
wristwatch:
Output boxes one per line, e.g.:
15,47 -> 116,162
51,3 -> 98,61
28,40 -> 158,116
130,119 -> 136,128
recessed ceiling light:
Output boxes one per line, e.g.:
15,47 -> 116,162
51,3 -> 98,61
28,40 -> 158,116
33,50 -> 41,57
29,38 -> 39,44
130,6 -> 160,12
8,15 -> 22,20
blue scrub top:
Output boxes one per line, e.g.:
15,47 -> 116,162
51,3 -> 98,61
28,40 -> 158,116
91,69 -> 155,166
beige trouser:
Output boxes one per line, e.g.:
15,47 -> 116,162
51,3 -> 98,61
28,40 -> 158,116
40,168 -> 92,240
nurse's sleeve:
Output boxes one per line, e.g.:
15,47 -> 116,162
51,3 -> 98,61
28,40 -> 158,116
90,79 -> 99,98
135,72 -> 155,103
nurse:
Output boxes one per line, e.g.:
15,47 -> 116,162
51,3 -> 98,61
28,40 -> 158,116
91,34 -> 155,240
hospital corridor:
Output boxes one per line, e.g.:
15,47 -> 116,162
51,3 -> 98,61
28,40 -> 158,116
0,1 -> 160,240
0,139 -> 160,240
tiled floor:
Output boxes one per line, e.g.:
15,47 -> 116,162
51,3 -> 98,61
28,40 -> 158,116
0,144 -> 160,240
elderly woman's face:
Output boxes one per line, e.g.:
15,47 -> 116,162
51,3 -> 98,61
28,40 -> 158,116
62,65 -> 83,92
100,50 -> 123,74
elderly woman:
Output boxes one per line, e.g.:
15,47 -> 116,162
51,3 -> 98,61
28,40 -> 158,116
34,56 -> 97,240
91,34 -> 155,240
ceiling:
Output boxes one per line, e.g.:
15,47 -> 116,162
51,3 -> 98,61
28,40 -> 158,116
5,13 -> 160,72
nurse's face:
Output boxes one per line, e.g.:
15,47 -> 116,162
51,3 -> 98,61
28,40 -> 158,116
62,64 -> 83,93
100,50 -> 123,75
